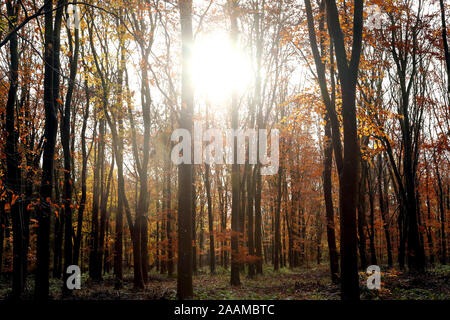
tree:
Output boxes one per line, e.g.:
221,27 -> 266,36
324,0 -> 364,300
35,0 -> 67,300
229,0 -> 241,287
5,0 -> 25,298
177,0 -> 194,299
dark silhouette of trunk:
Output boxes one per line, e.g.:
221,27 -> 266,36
229,0 -> 241,286
156,212 -> 160,272
439,0 -> 450,92
0,205 -> 4,273
204,163 -> 215,273
113,25 -> 125,288
247,167 -> 255,277
367,170 -> 377,266
90,117 -> 104,281
357,158 -> 368,270
35,0 -> 66,300
425,180 -> 435,265
378,155 -> 393,267
6,1 -> 25,298
323,117 -> 339,282
253,0 -> 264,275
177,0 -> 194,299
62,11 -> 79,292
325,0 -> 363,300
199,201 -> 205,268
167,140 -> 174,276
239,169 -> 246,273
53,169 -> 63,279
218,174 -> 228,269
192,168 -> 197,274
284,177 -> 294,269
98,156 -> 114,277
433,153 -> 446,264
73,63 -> 90,267
274,166 -> 282,271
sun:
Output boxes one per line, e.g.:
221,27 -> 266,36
192,32 -> 252,103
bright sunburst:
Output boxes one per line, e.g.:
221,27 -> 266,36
192,32 -> 252,103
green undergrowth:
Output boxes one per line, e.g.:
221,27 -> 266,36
0,263 -> 448,300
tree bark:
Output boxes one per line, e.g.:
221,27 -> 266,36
6,0 -> 25,298
229,0 -> 241,286
35,0 -> 66,300
325,0 -> 363,300
177,0 -> 194,299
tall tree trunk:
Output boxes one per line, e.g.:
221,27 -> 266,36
35,0 -> 66,300
378,154 -> 393,267
229,0 -> 241,286
113,26 -> 126,288
90,118 -> 104,280
167,141 -> 174,276
253,0 -> 264,275
204,164 -> 216,274
247,167 -> 255,277
325,0 -> 363,300
367,171 -> 378,266
177,0 -> 194,299
192,168 -> 197,274
0,204 -> 4,273
73,67 -> 90,267
433,154 -> 446,264
6,1 -> 25,298
62,13 -> 79,292
323,117 -> 339,282
53,169 -> 63,279
98,156 -> 114,277
274,166 -> 282,271
439,0 -> 450,92
357,159 -> 368,270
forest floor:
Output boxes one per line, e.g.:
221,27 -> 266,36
1,264 -> 449,300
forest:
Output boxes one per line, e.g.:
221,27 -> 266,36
0,0 -> 449,302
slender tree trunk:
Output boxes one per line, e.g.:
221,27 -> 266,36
357,159 -> 368,270
167,146 -> 174,276
6,1 -> 25,298
192,168 -> 197,274
35,0 -> 66,300
325,0 -> 363,300
433,155 -> 446,264
204,164 -> 216,274
73,70 -> 90,267
53,169 -> 63,279
367,172 -> 378,266
177,0 -> 194,299
113,26 -> 126,287
323,117 -> 339,282
274,166 -> 282,271
229,0 -> 241,286
0,204 -> 4,273
439,0 -> 450,92
98,156 -> 114,277
253,1 -> 264,275
247,167 -> 255,277
90,118 -> 104,280
61,14 -> 79,292
378,155 -> 392,267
